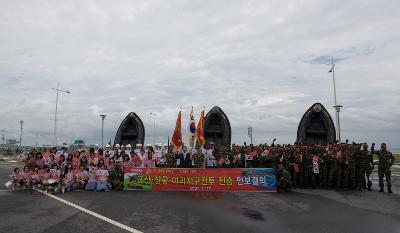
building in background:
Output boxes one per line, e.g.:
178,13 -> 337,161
204,106 -> 231,147
114,112 -> 145,147
297,103 -> 336,145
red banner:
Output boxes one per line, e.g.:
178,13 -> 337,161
123,167 -> 276,192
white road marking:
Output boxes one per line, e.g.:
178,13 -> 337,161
36,190 -> 143,233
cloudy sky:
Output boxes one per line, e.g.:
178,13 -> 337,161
0,0 -> 399,148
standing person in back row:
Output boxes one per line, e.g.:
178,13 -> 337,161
376,143 -> 395,193
359,143 -> 374,191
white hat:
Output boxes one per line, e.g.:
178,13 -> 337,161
164,144 -> 168,147
146,144 -> 152,147
210,142 -> 215,145
95,144 -> 99,147
121,145 -> 125,148
105,144 -> 111,148
126,144 -> 131,148
136,143 -> 142,147
115,144 -> 120,148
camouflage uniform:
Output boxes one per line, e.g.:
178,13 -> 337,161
300,151 -> 312,188
376,148 -> 395,192
328,149 -> 342,188
109,165 -> 124,190
359,146 -> 374,191
320,151 -> 331,187
277,166 -> 292,192
346,148 -> 357,189
291,149 -> 301,188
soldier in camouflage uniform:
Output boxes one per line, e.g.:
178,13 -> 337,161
276,163 -> 292,192
291,148 -> 301,188
376,143 -> 395,193
320,146 -> 333,188
329,147 -> 342,188
300,147 -> 312,188
109,163 -> 124,190
359,143 -> 374,191
348,145 -> 358,190
341,145 -> 356,189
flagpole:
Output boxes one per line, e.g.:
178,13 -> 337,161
329,57 -> 343,143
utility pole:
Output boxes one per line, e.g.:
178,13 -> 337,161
0,128 -> 6,144
51,81 -> 70,147
248,126 -> 253,144
329,57 -> 343,143
100,114 -> 107,148
19,120 -> 24,147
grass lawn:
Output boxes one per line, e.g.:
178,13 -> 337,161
373,153 -> 399,162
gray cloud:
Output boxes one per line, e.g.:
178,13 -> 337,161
0,0 -> 399,149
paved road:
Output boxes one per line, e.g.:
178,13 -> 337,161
1,161 -> 399,233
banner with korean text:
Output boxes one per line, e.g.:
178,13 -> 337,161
123,167 -> 276,192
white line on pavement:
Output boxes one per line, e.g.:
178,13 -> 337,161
36,190 -> 143,233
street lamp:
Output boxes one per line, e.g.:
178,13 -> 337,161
0,128 -> 7,144
19,120 -> 24,147
100,114 -> 107,148
329,57 -> 343,143
248,126 -> 253,144
51,81 -> 70,147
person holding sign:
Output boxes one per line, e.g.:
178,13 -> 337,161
95,164 -> 109,191
85,164 -> 97,191
47,164 -> 61,194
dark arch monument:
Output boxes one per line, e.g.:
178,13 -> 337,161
297,103 -> 336,145
114,112 -> 145,146
204,106 -> 231,147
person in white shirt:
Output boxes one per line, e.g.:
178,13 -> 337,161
105,144 -> 114,159
125,144 -> 132,158
134,144 -> 142,155
204,142 -> 217,168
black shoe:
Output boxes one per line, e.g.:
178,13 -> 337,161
379,187 -> 384,192
358,186 -> 362,191
388,188 -> 392,193
368,187 -> 372,191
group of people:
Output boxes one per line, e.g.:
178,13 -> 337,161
8,141 -> 396,194
9,147 -> 118,193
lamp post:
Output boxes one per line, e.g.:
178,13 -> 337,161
51,81 -> 70,147
248,126 -> 253,144
329,57 -> 343,143
0,128 -> 6,144
100,114 -> 107,148
19,120 -> 24,147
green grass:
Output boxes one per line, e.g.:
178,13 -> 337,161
373,153 -> 399,162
